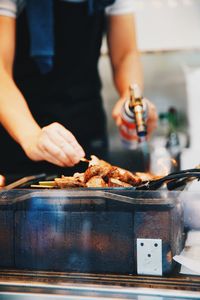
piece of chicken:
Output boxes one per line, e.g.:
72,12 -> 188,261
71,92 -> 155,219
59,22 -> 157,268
85,156 -> 142,186
86,176 -> 107,188
108,178 -> 132,188
73,172 -> 85,183
84,165 -> 113,183
108,167 -> 142,186
88,155 -> 111,168
55,176 -> 86,188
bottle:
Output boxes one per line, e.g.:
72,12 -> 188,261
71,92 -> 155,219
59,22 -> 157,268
119,84 -> 148,149
166,107 -> 181,172
158,113 -> 169,137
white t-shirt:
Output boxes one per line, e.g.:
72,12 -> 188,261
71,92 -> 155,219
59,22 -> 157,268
0,0 -> 134,18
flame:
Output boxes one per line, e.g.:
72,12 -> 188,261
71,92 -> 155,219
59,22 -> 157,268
156,158 -> 171,176
152,158 -> 178,177
171,158 -> 178,167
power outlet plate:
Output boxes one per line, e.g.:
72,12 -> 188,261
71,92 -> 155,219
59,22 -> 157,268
137,238 -> 162,276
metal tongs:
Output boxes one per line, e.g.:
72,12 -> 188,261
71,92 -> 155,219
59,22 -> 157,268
2,173 -> 48,190
136,167 -> 200,191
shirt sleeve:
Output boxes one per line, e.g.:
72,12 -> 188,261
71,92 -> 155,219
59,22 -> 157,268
0,0 -> 24,18
105,0 -> 134,15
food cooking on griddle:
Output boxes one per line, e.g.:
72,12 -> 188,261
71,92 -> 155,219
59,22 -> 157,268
33,155 -> 155,189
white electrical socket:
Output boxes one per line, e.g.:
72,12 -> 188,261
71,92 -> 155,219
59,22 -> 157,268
137,238 -> 162,276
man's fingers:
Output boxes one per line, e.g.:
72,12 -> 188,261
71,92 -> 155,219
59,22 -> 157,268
41,150 -> 66,167
38,142 -> 66,167
54,123 -> 85,157
112,98 -> 126,121
147,120 -> 157,135
22,122 -> 86,167
38,136 -> 74,166
40,123 -> 84,166
142,98 -> 158,135
144,99 -> 158,121
42,124 -> 83,165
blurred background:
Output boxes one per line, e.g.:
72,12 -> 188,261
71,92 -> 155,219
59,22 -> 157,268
99,0 -> 200,172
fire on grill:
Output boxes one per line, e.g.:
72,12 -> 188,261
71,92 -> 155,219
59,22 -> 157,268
33,155 -> 157,189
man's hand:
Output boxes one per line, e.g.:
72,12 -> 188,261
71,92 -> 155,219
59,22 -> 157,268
112,97 -> 158,139
0,16 -> 85,168
22,122 -> 85,167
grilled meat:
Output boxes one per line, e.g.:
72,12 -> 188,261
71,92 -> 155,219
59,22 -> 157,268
108,178 -> 132,187
86,176 -> 107,188
84,165 -> 113,183
38,155 -> 151,189
88,155 -> 110,168
55,176 -> 86,188
110,167 -> 142,186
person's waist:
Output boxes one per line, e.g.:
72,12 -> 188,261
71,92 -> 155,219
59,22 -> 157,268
15,73 -> 101,99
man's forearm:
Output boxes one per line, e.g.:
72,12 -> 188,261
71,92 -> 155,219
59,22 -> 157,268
0,68 -> 41,147
0,67 -> 85,167
113,50 -> 143,99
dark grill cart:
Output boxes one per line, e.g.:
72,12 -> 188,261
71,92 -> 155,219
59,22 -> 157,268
0,189 -> 200,298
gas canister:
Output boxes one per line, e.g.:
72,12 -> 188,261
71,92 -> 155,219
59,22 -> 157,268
119,84 -> 148,149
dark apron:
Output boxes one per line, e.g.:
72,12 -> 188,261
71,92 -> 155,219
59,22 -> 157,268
0,1 -> 108,176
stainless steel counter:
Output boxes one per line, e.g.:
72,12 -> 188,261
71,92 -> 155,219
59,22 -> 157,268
0,270 -> 200,299
1,287 -> 200,300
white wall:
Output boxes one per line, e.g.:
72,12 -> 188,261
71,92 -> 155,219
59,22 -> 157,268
134,0 -> 200,52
